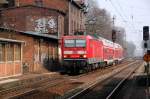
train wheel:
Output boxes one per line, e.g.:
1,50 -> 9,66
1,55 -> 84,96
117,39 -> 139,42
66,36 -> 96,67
98,63 -> 101,69
96,63 -> 98,69
104,62 -> 107,68
86,65 -> 89,72
92,64 -> 96,70
88,65 -> 92,72
83,67 -> 87,73
113,61 -> 116,66
84,65 -> 88,73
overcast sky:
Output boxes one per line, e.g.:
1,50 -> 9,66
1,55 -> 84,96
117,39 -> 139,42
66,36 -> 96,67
96,0 -> 150,56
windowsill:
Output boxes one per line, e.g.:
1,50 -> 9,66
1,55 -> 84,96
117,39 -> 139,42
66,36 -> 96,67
14,61 -> 21,62
7,61 -> 14,63
0,61 -> 21,64
0,62 -> 5,64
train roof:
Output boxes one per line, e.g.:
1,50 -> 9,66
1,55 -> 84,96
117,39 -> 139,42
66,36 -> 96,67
97,36 -> 114,47
114,43 -> 123,49
96,35 -> 122,49
62,35 -> 95,39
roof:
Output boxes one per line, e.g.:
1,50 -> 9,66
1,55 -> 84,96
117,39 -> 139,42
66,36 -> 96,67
114,43 -> 123,49
22,31 -> 58,40
0,27 -> 58,40
0,5 -> 66,15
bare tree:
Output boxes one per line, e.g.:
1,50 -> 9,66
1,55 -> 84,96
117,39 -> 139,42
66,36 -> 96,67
86,0 -> 113,40
85,0 -> 136,58
126,41 -> 136,57
114,26 -> 126,45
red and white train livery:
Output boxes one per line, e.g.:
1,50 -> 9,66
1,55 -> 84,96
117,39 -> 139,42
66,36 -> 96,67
61,35 -> 123,73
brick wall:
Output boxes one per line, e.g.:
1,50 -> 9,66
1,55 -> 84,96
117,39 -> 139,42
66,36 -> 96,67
0,30 -> 58,73
0,31 -> 34,72
15,0 -> 68,13
0,0 -> 86,35
13,0 -> 85,35
68,2 -> 86,35
0,6 -> 65,38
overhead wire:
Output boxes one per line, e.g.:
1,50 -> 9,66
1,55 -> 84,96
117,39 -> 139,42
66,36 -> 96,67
108,0 -> 135,31
116,1 -> 136,30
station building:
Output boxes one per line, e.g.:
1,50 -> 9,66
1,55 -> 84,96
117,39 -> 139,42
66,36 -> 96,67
0,0 -> 86,35
0,0 -> 86,78
0,27 -> 59,78
0,5 -> 66,78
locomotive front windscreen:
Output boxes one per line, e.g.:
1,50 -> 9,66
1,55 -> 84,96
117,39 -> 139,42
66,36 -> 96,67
64,40 -> 75,47
64,39 -> 86,47
76,40 -> 86,47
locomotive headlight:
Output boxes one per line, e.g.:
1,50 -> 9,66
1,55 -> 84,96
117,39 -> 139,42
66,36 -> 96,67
64,55 -> 67,58
83,55 -> 87,58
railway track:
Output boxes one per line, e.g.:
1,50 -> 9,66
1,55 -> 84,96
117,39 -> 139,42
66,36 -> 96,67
66,60 -> 143,99
106,63 -> 140,99
0,60 -> 137,99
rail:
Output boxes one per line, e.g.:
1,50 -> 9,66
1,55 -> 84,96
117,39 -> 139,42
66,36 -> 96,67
67,61 -> 140,99
106,64 -> 139,99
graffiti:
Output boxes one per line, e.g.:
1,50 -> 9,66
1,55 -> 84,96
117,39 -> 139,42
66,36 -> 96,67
48,18 -> 56,29
34,54 -> 39,62
35,18 -> 48,33
34,17 -> 57,33
41,53 -> 47,64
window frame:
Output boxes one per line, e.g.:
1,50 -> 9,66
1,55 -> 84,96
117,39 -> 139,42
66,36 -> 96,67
14,44 -> 21,61
64,39 -> 75,47
6,43 -> 14,62
64,39 -> 86,48
75,39 -> 86,47
0,43 -> 5,63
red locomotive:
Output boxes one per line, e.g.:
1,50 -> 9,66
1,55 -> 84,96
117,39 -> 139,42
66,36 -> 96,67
61,35 -> 123,73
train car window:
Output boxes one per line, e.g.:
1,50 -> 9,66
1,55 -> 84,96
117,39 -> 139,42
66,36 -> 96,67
64,40 -> 75,47
76,40 -> 86,47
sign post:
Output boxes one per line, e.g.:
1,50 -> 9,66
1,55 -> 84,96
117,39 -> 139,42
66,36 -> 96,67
143,26 -> 149,99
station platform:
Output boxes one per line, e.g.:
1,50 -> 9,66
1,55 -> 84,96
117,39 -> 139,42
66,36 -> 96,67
115,62 -> 150,99
0,72 -> 59,93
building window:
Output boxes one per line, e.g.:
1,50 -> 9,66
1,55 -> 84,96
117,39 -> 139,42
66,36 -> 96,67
35,0 -> 43,7
6,44 -> 14,61
0,44 -> 5,62
15,44 -> 21,61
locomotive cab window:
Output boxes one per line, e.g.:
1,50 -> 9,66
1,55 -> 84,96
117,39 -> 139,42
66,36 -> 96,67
64,40 -> 75,47
76,39 -> 86,47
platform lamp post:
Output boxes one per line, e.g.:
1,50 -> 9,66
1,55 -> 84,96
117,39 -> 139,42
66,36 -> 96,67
143,26 -> 150,99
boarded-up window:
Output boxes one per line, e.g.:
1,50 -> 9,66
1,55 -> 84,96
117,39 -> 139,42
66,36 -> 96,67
0,43 -> 5,62
6,44 -> 14,61
15,44 -> 21,61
